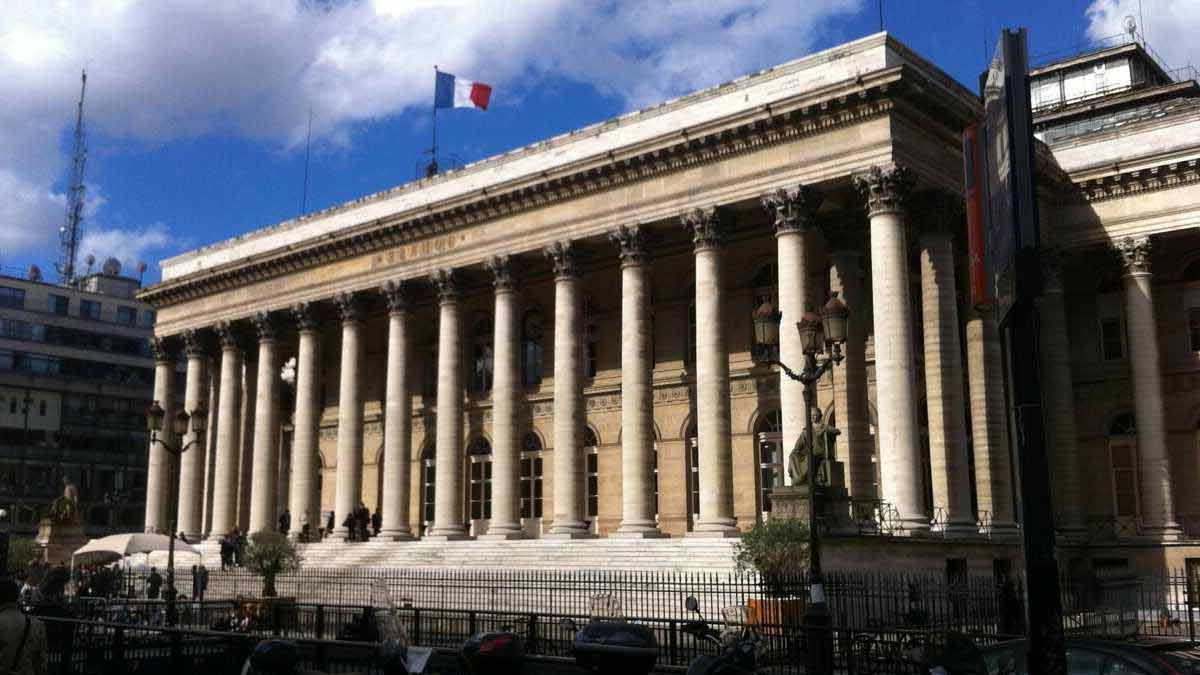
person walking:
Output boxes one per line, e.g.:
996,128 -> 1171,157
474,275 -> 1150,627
0,575 -> 47,675
342,512 -> 356,542
370,510 -> 382,538
194,563 -> 208,603
299,510 -> 311,542
219,533 -> 232,570
146,568 -> 162,600
278,509 -> 291,535
324,511 -> 334,539
235,529 -> 248,567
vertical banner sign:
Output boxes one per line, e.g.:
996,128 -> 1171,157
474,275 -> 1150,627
963,122 -> 991,309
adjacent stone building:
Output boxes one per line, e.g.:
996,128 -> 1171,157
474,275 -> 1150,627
138,32 -> 1200,574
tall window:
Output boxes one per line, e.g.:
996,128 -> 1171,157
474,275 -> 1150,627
471,320 -> 493,394
1100,316 -> 1125,361
686,423 -> 699,524
755,410 -> 784,516
421,445 -> 436,533
47,294 -> 68,315
0,286 -> 25,310
584,427 -> 599,521
468,437 -> 492,521
751,262 -> 779,362
116,306 -> 138,327
1108,414 -> 1139,519
522,310 -> 544,388
519,433 -> 543,519
80,299 -> 101,321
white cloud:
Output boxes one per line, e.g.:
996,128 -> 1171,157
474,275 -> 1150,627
1085,0 -> 1200,75
0,0 -> 862,263
79,222 -> 175,279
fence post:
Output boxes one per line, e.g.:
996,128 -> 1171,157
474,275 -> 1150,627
413,609 -> 422,645
469,609 -> 477,636
315,604 -> 325,640
668,619 -> 678,665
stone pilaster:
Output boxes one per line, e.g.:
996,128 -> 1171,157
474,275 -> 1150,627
248,312 -> 280,533
485,257 -> 525,537
378,282 -> 414,540
607,227 -> 662,537
824,217 -> 874,499
144,337 -> 178,534
332,292 -> 365,540
761,186 -> 821,485
428,268 -> 469,538
682,207 -> 738,535
1115,236 -> 1181,539
177,329 -> 208,541
966,309 -> 1018,536
288,302 -> 322,538
541,241 -> 590,537
209,322 -> 243,538
915,194 -> 976,535
1035,252 -> 1081,534
853,165 -> 928,533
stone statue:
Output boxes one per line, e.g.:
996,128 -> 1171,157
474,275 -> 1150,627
788,409 -> 839,487
50,476 -> 81,523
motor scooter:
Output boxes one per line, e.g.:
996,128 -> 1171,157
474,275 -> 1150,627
559,593 -> 658,675
681,595 -> 761,675
458,614 -> 527,674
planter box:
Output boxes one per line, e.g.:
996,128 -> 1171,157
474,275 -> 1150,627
746,597 -> 806,635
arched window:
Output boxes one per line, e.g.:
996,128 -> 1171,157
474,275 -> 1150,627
420,444 -> 436,534
471,320 -> 494,394
755,410 -> 784,517
468,437 -> 492,521
686,421 -> 699,526
685,284 -> 697,371
584,296 -> 599,379
584,427 -> 600,523
520,433 -> 544,519
522,310 -> 544,388
1108,414 -> 1139,520
751,262 -> 779,362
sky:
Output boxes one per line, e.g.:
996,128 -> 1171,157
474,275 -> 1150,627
1,0 -> 1197,284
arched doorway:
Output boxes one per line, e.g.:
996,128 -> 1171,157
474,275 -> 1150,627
519,432 -> 544,535
467,436 -> 493,534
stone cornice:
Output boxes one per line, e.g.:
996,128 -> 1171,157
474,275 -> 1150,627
141,64 -> 975,311
1075,158 -> 1200,203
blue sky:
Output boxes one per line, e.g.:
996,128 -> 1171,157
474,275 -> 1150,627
1,0 -> 1195,284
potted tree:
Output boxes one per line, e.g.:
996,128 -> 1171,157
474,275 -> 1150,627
733,518 -> 809,633
245,531 -> 302,631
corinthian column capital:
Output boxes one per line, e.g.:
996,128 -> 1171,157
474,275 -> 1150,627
681,206 -> 728,250
760,185 -> 822,235
381,280 -> 409,315
333,291 -> 362,324
609,225 -> 647,266
215,321 -> 241,352
1116,236 -> 1153,275
430,268 -> 459,304
182,328 -> 207,358
543,241 -> 577,278
853,164 -> 914,217
251,311 -> 276,342
150,336 -> 177,364
291,301 -> 320,333
487,255 -> 518,291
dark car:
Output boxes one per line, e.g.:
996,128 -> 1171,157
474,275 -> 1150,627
979,638 -> 1200,674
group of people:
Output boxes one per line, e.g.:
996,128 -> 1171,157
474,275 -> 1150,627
340,502 -> 381,542
218,528 -> 249,569
73,563 -> 123,599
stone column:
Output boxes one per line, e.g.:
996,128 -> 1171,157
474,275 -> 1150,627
545,242 -> 590,537
824,223 -> 874,499
428,268 -> 469,538
332,292 -> 365,540
608,227 -> 662,537
682,207 -> 738,535
916,196 -> 976,535
248,312 -> 280,533
1116,236 -> 1181,538
966,309 -> 1018,535
854,165 -> 928,533
202,358 -> 220,537
761,187 -> 821,485
1035,252 -> 1081,534
177,329 -> 208,541
209,322 -> 243,538
378,283 -> 415,540
483,258 -> 524,538
288,302 -> 322,538
237,353 -> 257,530
144,337 -> 177,533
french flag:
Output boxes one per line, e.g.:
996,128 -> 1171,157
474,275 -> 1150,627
435,70 -> 492,110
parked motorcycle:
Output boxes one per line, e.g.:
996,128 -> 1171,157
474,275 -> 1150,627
458,615 -> 526,674
560,593 -> 658,675
682,596 -> 761,675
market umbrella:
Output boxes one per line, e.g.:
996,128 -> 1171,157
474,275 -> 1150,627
72,532 -> 200,562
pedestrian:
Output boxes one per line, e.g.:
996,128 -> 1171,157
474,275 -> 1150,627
18,576 -> 40,610
0,574 -> 47,675
371,510 -> 382,538
356,502 -> 369,541
279,508 -> 291,535
325,511 -> 334,539
146,567 -> 162,600
300,510 -> 311,542
342,513 -> 356,542
235,530 -> 248,567
194,563 -> 208,603
219,533 -> 232,570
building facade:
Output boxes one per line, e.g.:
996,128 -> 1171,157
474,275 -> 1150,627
139,33 -> 1200,574
0,264 -> 157,536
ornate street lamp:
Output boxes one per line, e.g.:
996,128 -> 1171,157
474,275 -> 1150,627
146,400 -> 207,626
753,291 -> 848,674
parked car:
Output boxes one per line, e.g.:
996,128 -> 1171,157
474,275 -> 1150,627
979,638 -> 1200,674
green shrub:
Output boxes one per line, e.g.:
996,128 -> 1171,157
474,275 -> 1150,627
733,518 -> 809,597
246,531 -> 302,597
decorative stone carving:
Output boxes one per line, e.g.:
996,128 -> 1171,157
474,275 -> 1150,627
853,164 -> 913,216
486,255 -> 517,291
543,241 -> 577,278
610,225 -> 647,266
292,302 -> 319,333
681,206 -> 727,250
251,311 -> 276,342
760,185 -> 822,234
150,336 -> 176,364
333,291 -> 362,324
215,321 -> 241,352
430,268 -> 459,303
182,329 -> 206,358
1041,249 -> 1064,295
381,280 -> 409,315
1116,236 -> 1152,275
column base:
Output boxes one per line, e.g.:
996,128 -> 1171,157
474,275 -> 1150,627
478,532 -> 527,540
423,533 -> 475,542
1139,522 -> 1183,542
544,532 -> 597,540
549,519 -> 590,535
988,522 -> 1022,541
938,520 -> 983,538
611,529 -> 669,539
378,530 -> 415,541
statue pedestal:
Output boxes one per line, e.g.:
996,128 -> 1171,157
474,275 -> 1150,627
769,484 -> 854,535
35,518 -> 87,566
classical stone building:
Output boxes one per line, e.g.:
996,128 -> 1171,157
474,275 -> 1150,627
139,33 -> 1200,574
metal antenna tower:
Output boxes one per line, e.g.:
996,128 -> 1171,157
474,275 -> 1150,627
58,69 -> 88,286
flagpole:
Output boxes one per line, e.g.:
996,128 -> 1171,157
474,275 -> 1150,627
430,65 -> 439,177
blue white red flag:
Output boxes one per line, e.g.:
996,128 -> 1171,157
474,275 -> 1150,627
434,70 -> 492,110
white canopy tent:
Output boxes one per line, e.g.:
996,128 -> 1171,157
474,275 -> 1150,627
72,533 -> 201,563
